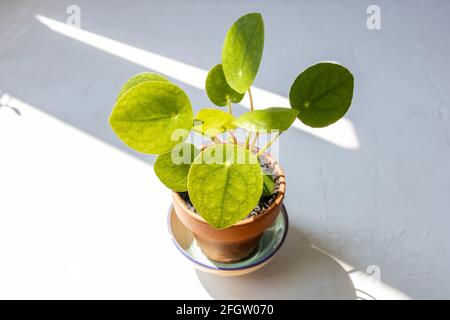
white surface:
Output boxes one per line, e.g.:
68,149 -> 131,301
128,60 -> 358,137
1,0 -> 449,299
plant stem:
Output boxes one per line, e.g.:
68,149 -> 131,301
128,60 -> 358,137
248,88 -> 254,112
251,132 -> 259,151
256,132 -> 282,157
211,136 -> 222,144
244,132 -> 251,149
241,88 -> 255,148
227,100 -> 233,115
227,134 -> 234,144
228,130 -> 238,144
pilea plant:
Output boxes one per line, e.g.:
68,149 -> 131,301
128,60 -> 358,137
109,13 -> 354,230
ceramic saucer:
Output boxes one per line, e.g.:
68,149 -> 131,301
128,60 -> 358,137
168,205 -> 288,276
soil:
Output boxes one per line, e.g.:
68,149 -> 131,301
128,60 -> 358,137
178,155 -> 281,218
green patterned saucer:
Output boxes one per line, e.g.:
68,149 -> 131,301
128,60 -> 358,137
168,205 -> 288,276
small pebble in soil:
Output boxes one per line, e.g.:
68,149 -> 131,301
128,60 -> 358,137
178,154 -> 280,218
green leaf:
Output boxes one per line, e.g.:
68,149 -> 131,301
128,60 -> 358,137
117,72 -> 168,100
262,174 -> 275,196
109,81 -> 193,154
205,64 -> 245,106
222,13 -> 265,94
187,144 -> 263,229
154,143 -> 199,192
289,63 -> 354,128
193,109 -> 236,137
232,107 -> 298,132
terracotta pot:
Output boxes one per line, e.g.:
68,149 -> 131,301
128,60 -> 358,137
172,153 -> 286,263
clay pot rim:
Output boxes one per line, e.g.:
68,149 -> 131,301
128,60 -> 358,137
172,150 -> 286,228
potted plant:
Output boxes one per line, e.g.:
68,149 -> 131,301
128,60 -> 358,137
109,13 -> 354,263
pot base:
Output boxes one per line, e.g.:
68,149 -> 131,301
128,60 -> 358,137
168,205 -> 289,276
194,233 -> 262,263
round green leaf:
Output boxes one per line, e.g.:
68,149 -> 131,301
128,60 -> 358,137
154,143 -> 199,192
289,63 -> 354,128
222,13 -> 264,94
205,64 -> 244,106
109,81 -> 193,154
232,107 -> 298,133
262,174 -> 275,196
187,144 -> 263,229
193,109 -> 236,137
117,72 -> 168,101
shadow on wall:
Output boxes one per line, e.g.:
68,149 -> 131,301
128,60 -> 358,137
196,227 -> 357,300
